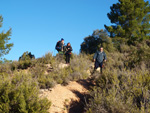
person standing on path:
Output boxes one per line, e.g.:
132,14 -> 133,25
93,47 -> 107,74
65,42 -> 73,64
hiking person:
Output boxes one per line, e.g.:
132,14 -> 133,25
65,42 -> 73,64
55,38 -> 65,53
93,47 -> 107,74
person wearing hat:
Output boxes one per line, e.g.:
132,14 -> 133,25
55,38 -> 65,52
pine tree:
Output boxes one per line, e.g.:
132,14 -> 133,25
105,0 -> 150,44
0,15 -> 13,57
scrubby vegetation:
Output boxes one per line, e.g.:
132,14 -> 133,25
0,0 -> 149,112
81,0 -> 150,112
1,43 -> 150,112
0,71 -> 51,113
0,52 -> 92,112
84,40 -> 150,113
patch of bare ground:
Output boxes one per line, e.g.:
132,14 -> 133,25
39,79 -> 93,113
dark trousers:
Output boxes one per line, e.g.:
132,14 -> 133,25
94,61 -> 103,74
66,54 -> 71,64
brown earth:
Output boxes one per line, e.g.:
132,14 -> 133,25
39,79 -> 93,113
25,63 -> 96,113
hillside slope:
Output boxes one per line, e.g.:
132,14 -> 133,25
40,79 -> 91,113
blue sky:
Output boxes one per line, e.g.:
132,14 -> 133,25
0,0 -> 119,61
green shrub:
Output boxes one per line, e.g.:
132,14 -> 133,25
119,43 -> 130,53
39,53 -> 92,86
128,42 -> 150,69
86,41 -> 150,113
86,69 -> 150,113
29,63 -> 55,89
51,66 -> 72,84
0,63 -> 12,74
54,53 -> 66,64
0,72 -> 51,113
10,61 -> 19,71
36,52 -> 55,65
70,54 -> 92,80
18,60 -> 32,69
19,51 -> 35,61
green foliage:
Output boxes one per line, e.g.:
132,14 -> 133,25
16,52 -> 92,88
43,53 -> 92,86
18,60 -> 33,70
81,29 -> 115,54
19,51 -> 35,61
0,15 -> 13,58
0,72 -> 51,113
10,51 -> 36,70
85,41 -> 150,113
70,54 -> 91,80
1,44 -> 149,113
36,52 -> 54,64
105,0 -> 150,44
87,70 -> 150,113
30,63 -> 56,89
0,63 -> 12,74
55,53 -> 66,64
127,40 -> 150,69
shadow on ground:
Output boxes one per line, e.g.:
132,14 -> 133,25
65,79 -> 95,113
77,79 -> 96,90
65,90 -> 90,113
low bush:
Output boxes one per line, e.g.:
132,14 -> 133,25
86,70 -> 150,113
0,72 -> 51,113
18,60 -> 32,69
70,54 -> 92,80
36,52 -> 55,65
85,41 -> 150,113
36,53 -> 92,87
0,63 -> 12,74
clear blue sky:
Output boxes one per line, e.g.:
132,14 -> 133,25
0,0 -> 119,61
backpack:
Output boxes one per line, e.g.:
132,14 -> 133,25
55,41 -> 60,50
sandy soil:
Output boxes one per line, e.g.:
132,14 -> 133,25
39,80 -> 90,113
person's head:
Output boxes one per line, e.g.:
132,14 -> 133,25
67,42 -> 71,46
61,38 -> 64,43
100,47 -> 103,52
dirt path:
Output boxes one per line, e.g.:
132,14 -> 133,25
39,79 -> 92,113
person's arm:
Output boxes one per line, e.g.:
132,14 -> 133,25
67,46 -> 72,52
70,46 -> 73,51
103,52 -> 107,62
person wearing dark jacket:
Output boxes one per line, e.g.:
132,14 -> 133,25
55,38 -> 64,52
93,47 -> 107,74
65,43 -> 73,64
